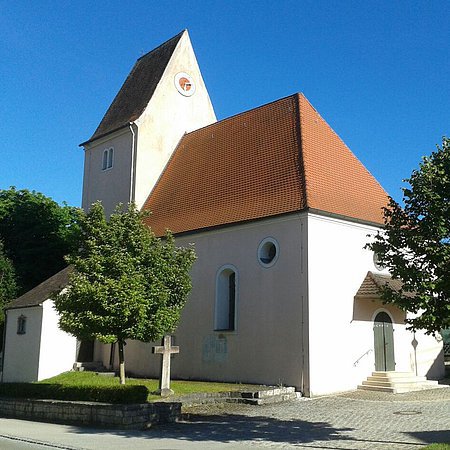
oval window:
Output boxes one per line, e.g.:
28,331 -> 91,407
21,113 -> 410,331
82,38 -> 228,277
373,252 -> 385,271
258,238 -> 279,267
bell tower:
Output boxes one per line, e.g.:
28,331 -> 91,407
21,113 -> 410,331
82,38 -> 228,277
80,30 -> 216,215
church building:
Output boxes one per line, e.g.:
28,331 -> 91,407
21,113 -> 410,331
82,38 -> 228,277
2,30 -> 444,396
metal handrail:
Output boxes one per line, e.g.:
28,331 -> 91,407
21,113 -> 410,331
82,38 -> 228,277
353,349 -> 373,367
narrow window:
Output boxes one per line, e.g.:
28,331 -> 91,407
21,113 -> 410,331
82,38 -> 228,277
17,315 -> 27,335
107,147 -> 114,169
102,150 -> 108,170
215,267 -> 237,331
102,147 -> 114,170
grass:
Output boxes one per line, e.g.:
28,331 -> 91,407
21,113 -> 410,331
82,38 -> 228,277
0,371 -> 260,403
422,445 -> 450,450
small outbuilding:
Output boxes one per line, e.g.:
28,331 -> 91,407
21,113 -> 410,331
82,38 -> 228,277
1,266 -> 77,383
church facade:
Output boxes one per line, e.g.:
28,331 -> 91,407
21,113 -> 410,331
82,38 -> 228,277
2,30 -> 444,395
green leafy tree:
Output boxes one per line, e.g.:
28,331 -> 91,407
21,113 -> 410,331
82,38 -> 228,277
0,187 -> 80,294
54,202 -> 196,384
0,241 -> 17,349
367,137 -> 450,334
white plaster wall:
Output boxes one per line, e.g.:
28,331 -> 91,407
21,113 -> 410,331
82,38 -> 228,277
307,213 -> 444,396
2,307 -> 42,382
37,300 -> 77,381
82,128 -> 133,216
134,30 -> 216,209
98,214 -> 308,390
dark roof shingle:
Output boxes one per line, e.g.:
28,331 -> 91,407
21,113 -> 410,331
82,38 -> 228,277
5,266 -> 73,310
84,31 -> 184,144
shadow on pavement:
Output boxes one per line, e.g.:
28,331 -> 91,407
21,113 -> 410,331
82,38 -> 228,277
70,413 -> 354,445
407,429 -> 450,444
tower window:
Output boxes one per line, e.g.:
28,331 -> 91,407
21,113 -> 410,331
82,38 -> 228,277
102,147 -> 114,170
17,315 -> 27,335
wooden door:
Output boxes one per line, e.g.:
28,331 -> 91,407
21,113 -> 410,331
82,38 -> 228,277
373,312 -> 395,371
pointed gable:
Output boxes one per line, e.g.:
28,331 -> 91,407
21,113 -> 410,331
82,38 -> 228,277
143,93 -> 389,236
298,95 -> 388,224
86,31 -> 184,144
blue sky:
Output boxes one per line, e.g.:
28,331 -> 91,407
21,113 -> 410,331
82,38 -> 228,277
1,1 -> 448,207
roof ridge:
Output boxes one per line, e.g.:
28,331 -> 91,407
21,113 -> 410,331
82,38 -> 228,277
294,93 -> 309,209
183,92 -> 303,138
136,30 -> 186,62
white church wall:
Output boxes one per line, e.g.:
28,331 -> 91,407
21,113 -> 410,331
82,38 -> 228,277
134,30 -> 216,209
307,213 -> 444,396
82,127 -> 133,215
101,214 -> 308,390
2,307 -> 42,382
404,319 -> 444,380
37,300 -> 77,381
307,213 -> 380,395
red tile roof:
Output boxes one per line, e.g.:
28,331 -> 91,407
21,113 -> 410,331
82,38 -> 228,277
355,271 -> 414,298
143,94 -> 388,236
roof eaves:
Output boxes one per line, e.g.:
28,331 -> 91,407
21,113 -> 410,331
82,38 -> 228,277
79,123 -> 131,147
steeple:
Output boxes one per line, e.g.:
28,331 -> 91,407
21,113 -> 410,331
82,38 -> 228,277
81,30 -> 216,215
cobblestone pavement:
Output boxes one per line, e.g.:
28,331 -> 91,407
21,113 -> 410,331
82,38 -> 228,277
172,386 -> 450,449
0,386 -> 448,449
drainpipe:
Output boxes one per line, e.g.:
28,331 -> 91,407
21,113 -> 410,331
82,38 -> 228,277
129,123 -> 138,205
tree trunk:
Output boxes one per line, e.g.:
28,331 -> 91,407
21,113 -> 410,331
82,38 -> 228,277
118,340 -> 126,385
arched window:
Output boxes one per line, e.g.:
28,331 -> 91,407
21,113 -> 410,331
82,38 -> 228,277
215,266 -> 237,331
107,147 -> 114,169
17,315 -> 27,335
102,150 -> 108,170
102,147 -> 114,170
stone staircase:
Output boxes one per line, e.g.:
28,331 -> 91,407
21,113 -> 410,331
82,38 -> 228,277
73,361 -> 110,373
358,371 -> 440,393
171,386 -> 299,407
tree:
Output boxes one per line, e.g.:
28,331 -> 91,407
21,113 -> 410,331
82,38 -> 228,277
54,202 -> 196,384
0,187 -> 80,294
367,137 -> 450,334
0,241 -> 17,350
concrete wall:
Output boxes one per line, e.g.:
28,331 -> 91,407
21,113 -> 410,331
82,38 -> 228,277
2,307 -> 42,382
38,301 -> 77,381
81,127 -> 133,215
97,214 -> 308,390
307,213 -> 444,396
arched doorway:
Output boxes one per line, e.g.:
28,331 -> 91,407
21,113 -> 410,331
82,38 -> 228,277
373,311 -> 395,371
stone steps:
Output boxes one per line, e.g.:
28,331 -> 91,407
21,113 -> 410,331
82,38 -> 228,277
358,371 -> 440,393
73,361 -> 108,372
229,386 -> 298,405
171,386 -> 298,406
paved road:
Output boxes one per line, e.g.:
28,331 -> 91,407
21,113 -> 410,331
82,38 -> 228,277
0,387 -> 449,449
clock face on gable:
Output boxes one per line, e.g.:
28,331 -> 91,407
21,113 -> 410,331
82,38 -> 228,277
174,72 -> 196,97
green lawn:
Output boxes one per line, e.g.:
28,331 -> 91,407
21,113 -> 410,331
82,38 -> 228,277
0,371 -> 260,403
422,445 -> 450,450
40,371 -> 257,400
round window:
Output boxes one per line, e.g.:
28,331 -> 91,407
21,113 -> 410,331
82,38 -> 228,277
373,252 -> 385,271
258,238 -> 279,267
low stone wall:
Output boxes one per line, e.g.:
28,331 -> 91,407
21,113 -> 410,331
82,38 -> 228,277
0,397 -> 181,429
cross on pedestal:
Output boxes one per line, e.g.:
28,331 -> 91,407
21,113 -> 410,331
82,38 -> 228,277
152,335 -> 179,396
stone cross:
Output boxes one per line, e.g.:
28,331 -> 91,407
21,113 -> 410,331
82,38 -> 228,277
152,335 -> 179,396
